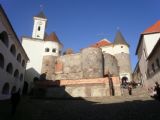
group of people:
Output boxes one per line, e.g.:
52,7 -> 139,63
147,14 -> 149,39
149,82 -> 160,100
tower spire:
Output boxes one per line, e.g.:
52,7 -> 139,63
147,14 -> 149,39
114,31 -> 129,47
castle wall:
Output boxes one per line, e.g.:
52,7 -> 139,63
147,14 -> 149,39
34,77 -> 122,98
42,47 -> 104,80
55,53 -> 83,80
41,55 -> 57,80
103,53 -> 119,76
114,52 -> 132,81
81,47 -> 103,79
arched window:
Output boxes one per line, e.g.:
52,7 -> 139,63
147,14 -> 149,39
0,53 -> 4,69
6,63 -> 13,74
45,48 -> 49,52
22,60 -> 26,67
11,86 -> 16,94
20,74 -> 23,81
38,26 -> 41,31
0,31 -> 9,47
14,69 -> 19,78
2,83 -> 9,95
10,44 -> 16,56
17,53 -> 21,63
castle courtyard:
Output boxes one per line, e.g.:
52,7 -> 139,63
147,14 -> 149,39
1,95 -> 160,120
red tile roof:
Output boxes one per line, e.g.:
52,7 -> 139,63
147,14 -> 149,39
90,39 -> 112,48
45,32 -> 63,46
142,20 -> 160,34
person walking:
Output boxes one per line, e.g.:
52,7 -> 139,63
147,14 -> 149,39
11,90 -> 21,116
154,82 -> 160,100
128,83 -> 132,95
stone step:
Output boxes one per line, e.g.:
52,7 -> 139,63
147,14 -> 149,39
121,87 -> 149,97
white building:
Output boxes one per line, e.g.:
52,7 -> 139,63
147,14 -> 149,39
22,11 -> 62,92
0,5 -> 29,100
135,20 -> 160,88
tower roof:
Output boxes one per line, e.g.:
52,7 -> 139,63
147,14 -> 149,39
35,11 -> 46,19
114,31 -> 129,47
45,32 -> 63,46
142,20 -> 160,34
90,39 -> 111,48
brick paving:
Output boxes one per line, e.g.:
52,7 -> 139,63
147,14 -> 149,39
1,94 -> 160,120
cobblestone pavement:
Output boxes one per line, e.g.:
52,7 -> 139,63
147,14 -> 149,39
1,95 -> 160,120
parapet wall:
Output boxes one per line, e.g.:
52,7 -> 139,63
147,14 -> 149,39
51,47 -> 104,80
34,77 -> 122,98
41,47 -> 120,81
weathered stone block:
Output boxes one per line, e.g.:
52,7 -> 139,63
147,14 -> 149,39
82,47 -> 103,78
103,53 -> 119,76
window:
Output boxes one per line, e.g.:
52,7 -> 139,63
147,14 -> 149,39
22,60 -> 25,67
20,74 -> 23,81
52,48 -> 56,53
156,58 -> 160,68
45,48 -> 49,52
6,63 -> 13,74
10,44 -> 16,56
14,69 -> 19,78
2,83 -> 9,94
38,26 -> 41,31
152,63 -> 155,73
17,53 -> 21,63
0,53 -> 4,69
0,31 -> 9,47
121,46 -> 123,48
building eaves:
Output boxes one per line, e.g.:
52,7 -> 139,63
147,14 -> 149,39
0,4 -> 29,60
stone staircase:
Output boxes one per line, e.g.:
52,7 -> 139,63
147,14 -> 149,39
121,86 -> 149,97
84,86 -> 152,103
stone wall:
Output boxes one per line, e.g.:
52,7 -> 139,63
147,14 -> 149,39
103,53 -> 119,76
114,52 -> 132,81
34,77 -> 122,98
81,47 -> 103,78
55,53 -> 83,80
41,56 -> 57,80
41,47 -> 120,80
42,47 -> 104,80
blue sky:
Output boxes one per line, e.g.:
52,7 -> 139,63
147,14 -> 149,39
0,0 -> 160,71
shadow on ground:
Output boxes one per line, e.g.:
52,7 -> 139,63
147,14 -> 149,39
1,95 -> 160,120
1,79 -> 160,120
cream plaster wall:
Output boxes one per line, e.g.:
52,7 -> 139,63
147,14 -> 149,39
143,33 -> 160,57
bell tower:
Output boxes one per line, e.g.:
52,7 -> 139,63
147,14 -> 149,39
32,11 -> 47,40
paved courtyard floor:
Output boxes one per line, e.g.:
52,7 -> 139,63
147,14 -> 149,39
1,95 -> 160,120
